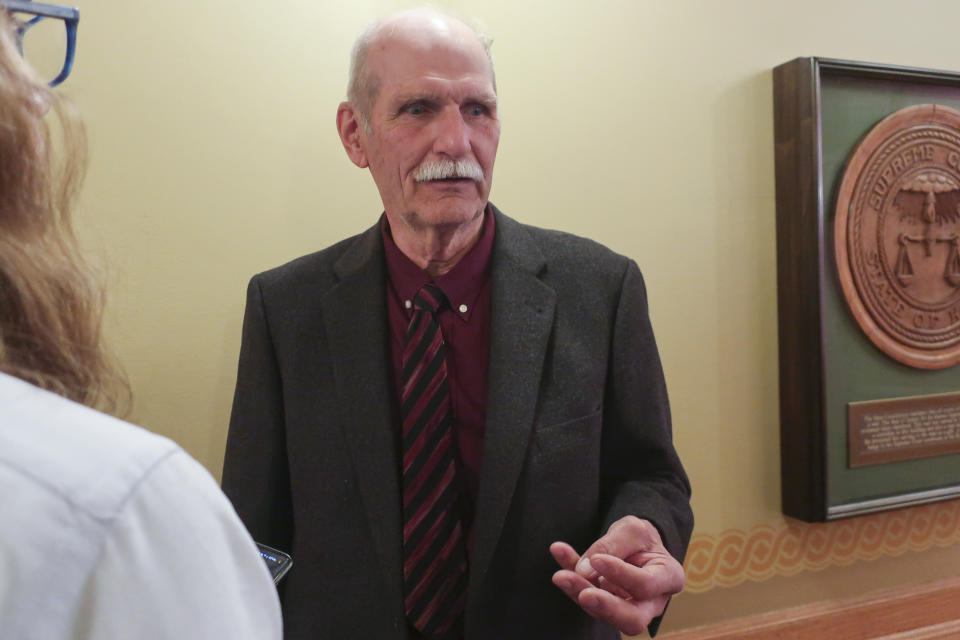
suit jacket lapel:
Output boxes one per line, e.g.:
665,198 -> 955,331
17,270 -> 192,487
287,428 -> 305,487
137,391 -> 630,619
319,223 -> 404,604
468,209 -> 557,605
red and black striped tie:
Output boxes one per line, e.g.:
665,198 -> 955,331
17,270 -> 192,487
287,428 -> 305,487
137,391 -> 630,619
401,284 -> 468,639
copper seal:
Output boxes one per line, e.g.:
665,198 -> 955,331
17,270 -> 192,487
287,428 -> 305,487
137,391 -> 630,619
835,104 -> 960,369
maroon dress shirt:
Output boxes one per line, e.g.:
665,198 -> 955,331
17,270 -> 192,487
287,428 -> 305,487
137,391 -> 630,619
382,210 -> 494,550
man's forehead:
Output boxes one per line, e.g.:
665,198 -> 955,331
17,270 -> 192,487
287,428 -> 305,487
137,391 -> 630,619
386,81 -> 498,107
369,41 -> 494,103
372,37 -> 488,72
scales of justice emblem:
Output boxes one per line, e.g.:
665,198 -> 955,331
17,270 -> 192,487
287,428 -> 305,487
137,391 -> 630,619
835,104 -> 960,369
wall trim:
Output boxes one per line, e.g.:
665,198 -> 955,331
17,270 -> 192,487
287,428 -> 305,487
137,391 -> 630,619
683,500 -> 960,593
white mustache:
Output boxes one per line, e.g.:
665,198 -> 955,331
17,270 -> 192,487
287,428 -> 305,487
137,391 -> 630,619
414,159 -> 484,183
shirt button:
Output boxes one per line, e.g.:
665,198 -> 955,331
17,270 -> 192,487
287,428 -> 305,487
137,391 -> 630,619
459,304 -> 468,313
404,300 -> 412,309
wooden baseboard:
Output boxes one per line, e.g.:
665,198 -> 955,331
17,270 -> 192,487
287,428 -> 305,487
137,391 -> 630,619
659,577 -> 960,640
879,620 -> 960,640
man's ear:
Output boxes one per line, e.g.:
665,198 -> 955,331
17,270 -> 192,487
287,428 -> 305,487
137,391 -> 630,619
336,102 -> 369,168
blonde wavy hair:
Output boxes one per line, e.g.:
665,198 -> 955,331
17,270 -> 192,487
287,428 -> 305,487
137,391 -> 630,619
0,11 -> 125,410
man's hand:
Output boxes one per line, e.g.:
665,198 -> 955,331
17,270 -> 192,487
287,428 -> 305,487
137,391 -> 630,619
549,516 -> 684,637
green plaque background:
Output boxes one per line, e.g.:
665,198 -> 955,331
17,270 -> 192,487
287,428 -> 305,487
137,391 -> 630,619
821,75 -> 960,507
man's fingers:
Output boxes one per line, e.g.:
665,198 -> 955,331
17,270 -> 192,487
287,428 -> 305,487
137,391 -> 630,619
575,516 -> 661,580
596,575 -> 634,600
552,568 -> 594,602
576,587 -> 666,637
589,553 -> 685,602
553,543 -> 635,600
549,541 -> 580,572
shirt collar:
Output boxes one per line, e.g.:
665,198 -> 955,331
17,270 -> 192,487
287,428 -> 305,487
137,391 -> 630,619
381,204 -> 495,321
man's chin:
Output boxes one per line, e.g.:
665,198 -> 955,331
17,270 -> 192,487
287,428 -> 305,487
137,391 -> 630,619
407,202 -> 486,229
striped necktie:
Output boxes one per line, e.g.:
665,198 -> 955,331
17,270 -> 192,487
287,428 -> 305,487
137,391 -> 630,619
401,284 -> 468,639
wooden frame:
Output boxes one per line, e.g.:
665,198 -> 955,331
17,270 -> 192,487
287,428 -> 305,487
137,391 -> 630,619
660,577 -> 960,640
774,57 -> 960,522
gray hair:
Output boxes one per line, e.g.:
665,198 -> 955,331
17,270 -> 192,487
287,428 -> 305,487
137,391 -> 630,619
346,10 -> 496,129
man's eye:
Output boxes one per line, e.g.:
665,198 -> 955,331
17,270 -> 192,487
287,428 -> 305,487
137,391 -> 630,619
403,103 -> 426,116
466,104 -> 487,117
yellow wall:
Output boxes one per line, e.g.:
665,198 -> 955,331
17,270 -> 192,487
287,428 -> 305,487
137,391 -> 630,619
67,0 -> 960,634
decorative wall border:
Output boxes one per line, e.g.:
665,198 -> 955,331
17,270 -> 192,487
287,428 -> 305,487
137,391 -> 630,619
683,501 -> 960,593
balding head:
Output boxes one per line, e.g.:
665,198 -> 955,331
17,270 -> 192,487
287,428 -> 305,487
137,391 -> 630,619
347,8 -> 495,127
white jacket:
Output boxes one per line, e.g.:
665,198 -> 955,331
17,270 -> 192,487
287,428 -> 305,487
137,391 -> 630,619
0,372 -> 282,639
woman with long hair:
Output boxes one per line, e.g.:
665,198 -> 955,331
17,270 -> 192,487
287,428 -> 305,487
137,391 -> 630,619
0,7 -> 281,638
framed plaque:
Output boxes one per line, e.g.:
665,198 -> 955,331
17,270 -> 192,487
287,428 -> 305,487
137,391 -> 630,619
774,57 -> 960,522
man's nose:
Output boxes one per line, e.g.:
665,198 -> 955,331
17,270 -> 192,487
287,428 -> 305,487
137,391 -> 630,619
431,106 -> 471,157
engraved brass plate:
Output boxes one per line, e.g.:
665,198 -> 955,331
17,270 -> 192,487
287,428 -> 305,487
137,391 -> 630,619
835,104 -> 960,369
849,391 -> 960,467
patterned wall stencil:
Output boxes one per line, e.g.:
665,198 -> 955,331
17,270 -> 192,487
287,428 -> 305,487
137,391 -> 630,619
683,501 -> 960,593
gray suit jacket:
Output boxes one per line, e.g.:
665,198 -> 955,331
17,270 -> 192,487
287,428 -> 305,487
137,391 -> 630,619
222,206 -> 693,639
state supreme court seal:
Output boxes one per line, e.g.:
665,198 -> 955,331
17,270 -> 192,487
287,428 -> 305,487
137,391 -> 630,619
835,104 -> 960,369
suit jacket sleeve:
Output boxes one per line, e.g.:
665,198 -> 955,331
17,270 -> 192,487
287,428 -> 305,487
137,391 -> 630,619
600,259 -> 693,567
221,275 -> 295,553
597,260 -> 692,637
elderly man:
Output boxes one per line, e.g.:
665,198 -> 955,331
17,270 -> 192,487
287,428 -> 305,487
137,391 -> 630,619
222,8 -> 692,640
